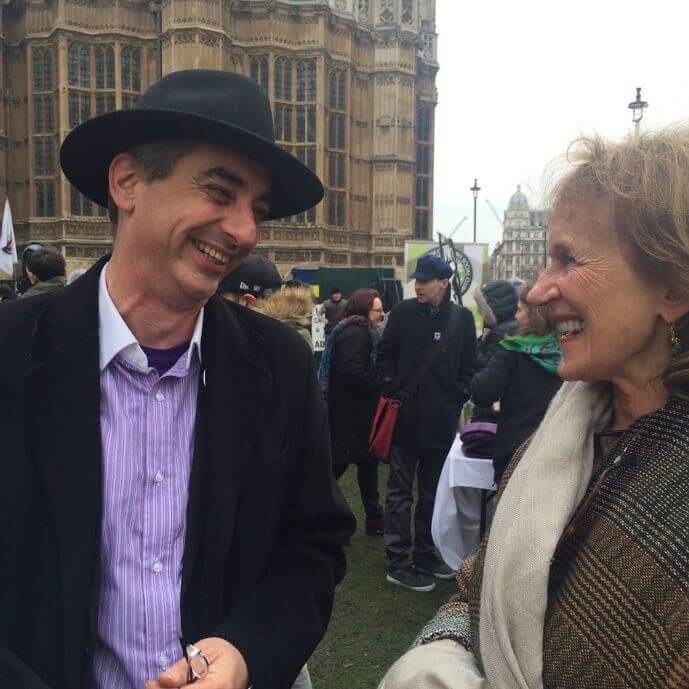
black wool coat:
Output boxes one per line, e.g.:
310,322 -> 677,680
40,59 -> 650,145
0,259 -> 355,689
377,298 -> 477,452
327,322 -> 380,464
471,347 -> 562,481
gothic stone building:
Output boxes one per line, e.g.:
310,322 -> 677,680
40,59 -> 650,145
0,0 -> 437,275
490,185 -> 550,284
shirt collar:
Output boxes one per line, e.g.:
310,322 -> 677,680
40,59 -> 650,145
98,263 -> 204,373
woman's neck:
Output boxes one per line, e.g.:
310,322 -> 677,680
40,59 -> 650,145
611,377 -> 668,430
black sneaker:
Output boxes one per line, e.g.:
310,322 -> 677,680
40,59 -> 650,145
414,554 -> 455,580
386,564 -> 436,592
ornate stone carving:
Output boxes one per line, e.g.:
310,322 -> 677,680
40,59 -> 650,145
379,0 -> 394,23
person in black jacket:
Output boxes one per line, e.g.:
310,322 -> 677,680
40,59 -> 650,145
471,296 -> 562,484
0,70 -> 354,689
378,255 -> 477,591
471,279 -> 521,425
320,288 -> 385,535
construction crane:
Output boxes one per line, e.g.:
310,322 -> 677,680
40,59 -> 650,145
485,199 -> 503,226
448,216 -> 468,239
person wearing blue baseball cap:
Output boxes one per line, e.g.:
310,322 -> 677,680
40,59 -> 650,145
377,254 -> 477,591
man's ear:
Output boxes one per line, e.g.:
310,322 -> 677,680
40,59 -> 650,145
108,152 -> 140,218
241,293 -> 258,308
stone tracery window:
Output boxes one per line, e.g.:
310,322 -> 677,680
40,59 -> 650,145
121,46 -> 142,109
250,55 -> 269,93
32,47 -> 57,218
327,68 -> 347,227
296,59 -> 316,102
32,47 -> 54,92
273,56 -> 317,224
414,103 -> 433,239
95,45 -> 116,116
274,57 -> 292,101
357,0 -> 369,22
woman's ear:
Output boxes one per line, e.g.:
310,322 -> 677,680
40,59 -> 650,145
108,152 -> 140,220
660,288 -> 689,325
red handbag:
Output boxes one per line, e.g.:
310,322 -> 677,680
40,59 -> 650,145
369,307 -> 462,463
368,396 -> 401,463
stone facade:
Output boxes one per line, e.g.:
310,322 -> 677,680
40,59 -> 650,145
490,186 -> 550,284
1,0 -> 437,274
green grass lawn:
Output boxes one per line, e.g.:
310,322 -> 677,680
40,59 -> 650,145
309,463 -> 456,689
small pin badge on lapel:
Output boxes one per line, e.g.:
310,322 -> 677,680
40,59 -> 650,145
434,332 -> 442,341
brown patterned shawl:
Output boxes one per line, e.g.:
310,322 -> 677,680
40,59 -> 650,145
418,395 -> 689,689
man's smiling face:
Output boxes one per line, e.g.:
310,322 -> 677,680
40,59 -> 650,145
119,142 -> 272,308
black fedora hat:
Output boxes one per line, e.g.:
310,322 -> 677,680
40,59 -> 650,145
59,69 -> 324,220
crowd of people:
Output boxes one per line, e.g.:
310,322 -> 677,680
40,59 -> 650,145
1,65 -> 689,689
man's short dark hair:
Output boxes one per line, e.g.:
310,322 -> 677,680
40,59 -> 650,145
330,286 -> 341,295
26,247 -> 66,281
107,139 -> 201,223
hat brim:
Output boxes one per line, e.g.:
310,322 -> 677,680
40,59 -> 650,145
59,108 -> 324,220
410,270 -> 452,281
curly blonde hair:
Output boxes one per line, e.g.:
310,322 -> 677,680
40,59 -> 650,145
549,126 -> 689,396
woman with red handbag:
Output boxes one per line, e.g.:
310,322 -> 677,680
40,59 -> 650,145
318,289 -> 385,536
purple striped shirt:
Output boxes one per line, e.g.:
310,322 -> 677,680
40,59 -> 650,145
92,265 -> 203,689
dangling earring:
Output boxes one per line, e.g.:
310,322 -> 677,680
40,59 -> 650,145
670,324 -> 682,357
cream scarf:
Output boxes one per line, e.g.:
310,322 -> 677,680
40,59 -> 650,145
379,380 -> 612,689
479,380 -> 612,689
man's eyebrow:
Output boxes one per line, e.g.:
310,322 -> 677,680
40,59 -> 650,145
199,166 -> 247,187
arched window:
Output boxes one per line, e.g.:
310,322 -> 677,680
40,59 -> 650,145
68,43 -> 91,128
32,47 -> 54,92
357,0 -> 369,22
95,45 -> 115,89
121,47 -> 142,109
250,55 -> 269,93
68,42 -> 90,88
329,69 -> 346,110
296,59 -> 316,102
95,45 -> 116,115
274,57 -> 292,101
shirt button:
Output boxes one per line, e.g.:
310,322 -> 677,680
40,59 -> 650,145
159,652 -> 168,668
154,470 -> 164,483
152,560 -> 163,573
155,391 -> 165,402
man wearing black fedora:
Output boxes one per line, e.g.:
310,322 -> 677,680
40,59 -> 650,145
0,69 -> 354,689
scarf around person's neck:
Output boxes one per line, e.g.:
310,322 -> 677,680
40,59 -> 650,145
318,315 -> 378,395
499,332 -> 561,374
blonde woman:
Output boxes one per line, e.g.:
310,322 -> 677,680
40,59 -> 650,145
380,125 -> 689,689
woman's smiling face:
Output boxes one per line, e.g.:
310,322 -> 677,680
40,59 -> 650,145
528,196 -> 672,385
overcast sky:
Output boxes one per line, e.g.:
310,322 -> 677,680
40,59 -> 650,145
433,0 -> 689,250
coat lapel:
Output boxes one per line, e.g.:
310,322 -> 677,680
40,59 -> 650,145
181,297 -> 272,601
25,261 -> 104,683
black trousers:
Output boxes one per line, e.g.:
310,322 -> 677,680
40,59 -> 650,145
384,445 -> 446,567
333,459 -> 383,519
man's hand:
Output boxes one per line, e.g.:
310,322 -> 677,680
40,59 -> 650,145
145,637 -> 249,689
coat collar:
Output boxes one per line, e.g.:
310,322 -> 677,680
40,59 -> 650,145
26,256 -> 274,648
